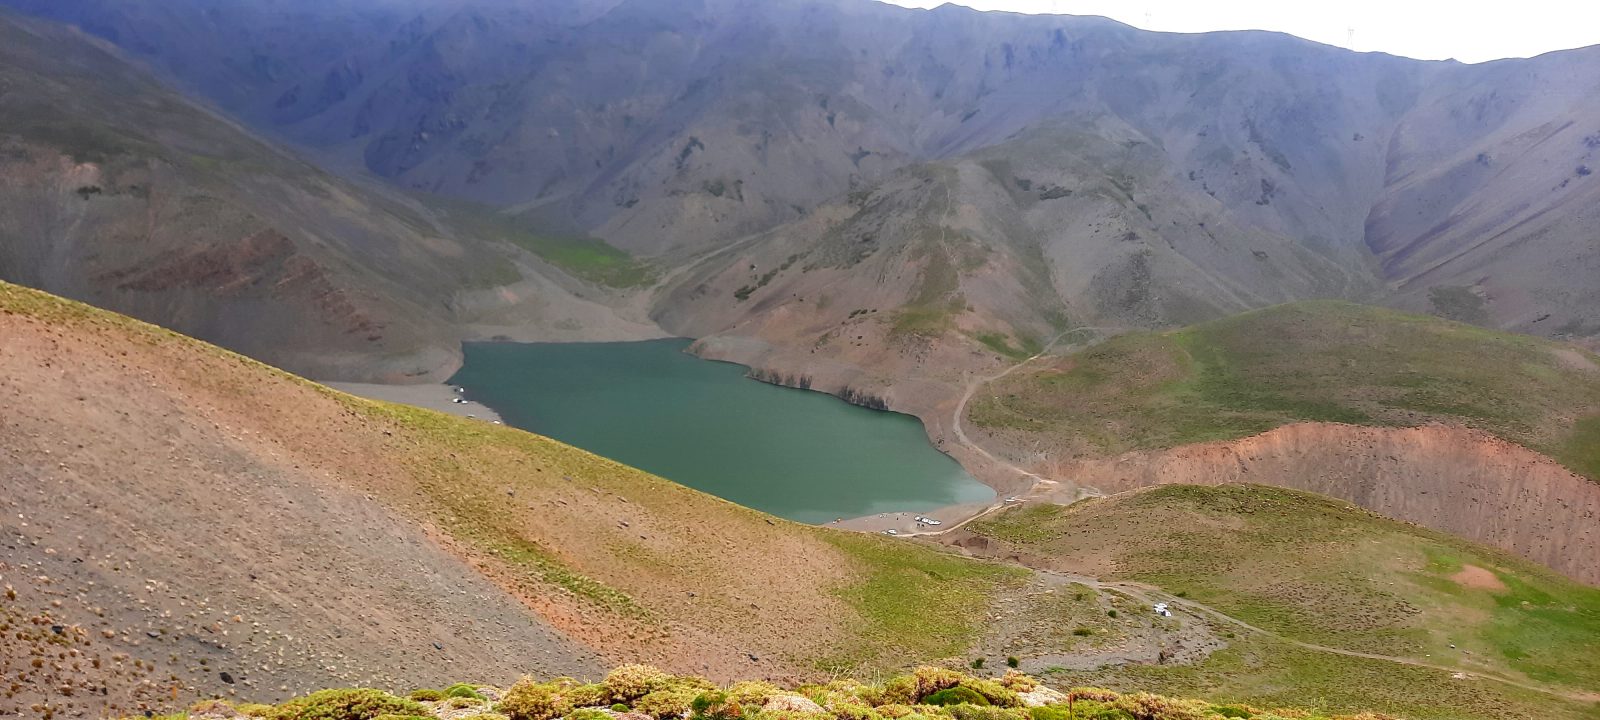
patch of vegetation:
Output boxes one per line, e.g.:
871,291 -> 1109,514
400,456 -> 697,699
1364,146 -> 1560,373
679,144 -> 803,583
507,233 -> 651,289
733,253 -> 805,302
968,301 -> 1600,477
820,533 -> 1026,667
446,683 -> 488,700
1428,285 -> 1489,325
891,243 -> 964,338
357,402 -> 648,618
436,200 -> 652,288
924,686 -> 990,706
971,484 -> 1600,711
975,331 -> 1042,361
260,688 -> 427,720
151,667 -> 1411,720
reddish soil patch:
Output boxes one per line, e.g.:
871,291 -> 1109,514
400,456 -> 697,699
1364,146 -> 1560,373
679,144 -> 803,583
1043,423 -> 1600,586
1451,565 -> 1509,592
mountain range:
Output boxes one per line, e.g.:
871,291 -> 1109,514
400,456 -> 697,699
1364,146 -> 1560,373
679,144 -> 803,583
2,2 -> 1600,718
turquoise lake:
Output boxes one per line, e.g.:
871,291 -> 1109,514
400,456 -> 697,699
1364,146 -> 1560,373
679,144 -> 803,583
448,339 -> 994,523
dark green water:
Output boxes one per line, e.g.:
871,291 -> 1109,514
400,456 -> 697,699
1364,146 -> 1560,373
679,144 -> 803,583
448,339 -> 993,524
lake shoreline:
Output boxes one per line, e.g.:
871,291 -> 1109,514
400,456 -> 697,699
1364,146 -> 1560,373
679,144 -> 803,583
329,338 -> 1012,531
325,381 -> 504,423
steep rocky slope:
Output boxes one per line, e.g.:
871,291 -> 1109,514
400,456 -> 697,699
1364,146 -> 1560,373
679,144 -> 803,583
0,12 -> 656,383
4,1 -> 1599,399
13,0 -> 1600,344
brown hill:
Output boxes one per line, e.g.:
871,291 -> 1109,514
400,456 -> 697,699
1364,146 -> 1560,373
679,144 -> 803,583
963,302 -> 1600,583
0,280 -> 1043,716
0,12 -> 656,383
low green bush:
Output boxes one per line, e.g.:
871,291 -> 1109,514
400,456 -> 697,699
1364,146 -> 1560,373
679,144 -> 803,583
922,687 -> 988,707
635,687 -> 700,719
447,683 -> 488,700
265,688 -> 429,720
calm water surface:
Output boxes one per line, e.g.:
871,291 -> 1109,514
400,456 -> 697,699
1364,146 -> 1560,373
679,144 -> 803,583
448,339 -> 993,523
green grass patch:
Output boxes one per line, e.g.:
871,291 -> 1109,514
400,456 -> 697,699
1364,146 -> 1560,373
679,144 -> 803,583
891,241 -> 964,338
971,484 -> 1600,702
968,301 -> 1600,477
820,532 -> 1025,667
1559,415 -> 1600,481
509,233 -> 652,288
434,199 -> 652,288
1048,632 -> 1600,720
356,402 -> 648,617
974,332 -> 1042,360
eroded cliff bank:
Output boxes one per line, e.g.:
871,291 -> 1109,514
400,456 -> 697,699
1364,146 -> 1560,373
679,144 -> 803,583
1043,423 -> 1600,585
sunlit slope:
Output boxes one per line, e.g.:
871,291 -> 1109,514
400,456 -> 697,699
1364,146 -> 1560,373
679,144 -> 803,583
0,280 -> 1024,706
964,484 -> 1600,720
970,301 -> 1600,478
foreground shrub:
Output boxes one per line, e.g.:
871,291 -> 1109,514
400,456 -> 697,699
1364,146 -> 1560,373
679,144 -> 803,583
498,678 -> 572,720
725,680 -> 781,707
165,666 -> 1400,720
1068,688 -> 1122,704
945,705 -> 1028,720
447,683 -> 489,701
692,690 -> 753,720
923,687 -> 988,707
565,684 -> 608,708
266,688 -> 429,720
963,680 -> 1020,708
1112,693 -> 1210,720
829,700 -> 882,720
911,667 -> 965,700
878,677 -> 918,706
636,687 -> 701,718
996,672 -> 1035,694
606,665 -> 671,703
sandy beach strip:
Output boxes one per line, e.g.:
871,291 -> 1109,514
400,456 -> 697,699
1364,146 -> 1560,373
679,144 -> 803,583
325,382 -> 504,424
828,499 -> 1002,535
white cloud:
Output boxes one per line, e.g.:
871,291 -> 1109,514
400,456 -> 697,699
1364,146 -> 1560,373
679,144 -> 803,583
877,0 -> 1600,63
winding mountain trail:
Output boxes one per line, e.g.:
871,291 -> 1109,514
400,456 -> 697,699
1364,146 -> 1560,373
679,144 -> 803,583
1020,573 -> 1600,704
950,326 -> 1112,486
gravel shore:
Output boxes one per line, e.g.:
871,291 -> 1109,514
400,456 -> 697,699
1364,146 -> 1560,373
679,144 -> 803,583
325,382 -> 504,423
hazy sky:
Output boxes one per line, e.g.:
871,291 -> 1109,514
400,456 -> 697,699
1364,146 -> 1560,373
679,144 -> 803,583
879,0 -> 1600,63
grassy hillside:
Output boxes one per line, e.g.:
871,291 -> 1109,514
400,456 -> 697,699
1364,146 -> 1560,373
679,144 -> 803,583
966,485 -> 1600,719
140,666 -> 1407,720
0,279 -> 1025,717
968,301 -> 1600,478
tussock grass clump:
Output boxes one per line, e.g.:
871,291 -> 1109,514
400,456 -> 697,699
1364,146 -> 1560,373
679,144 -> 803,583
498,678 -> 573,720
602,664 -> 671,704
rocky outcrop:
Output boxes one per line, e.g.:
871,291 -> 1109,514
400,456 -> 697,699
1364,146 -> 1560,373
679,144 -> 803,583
1057,423 -> 1600,585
